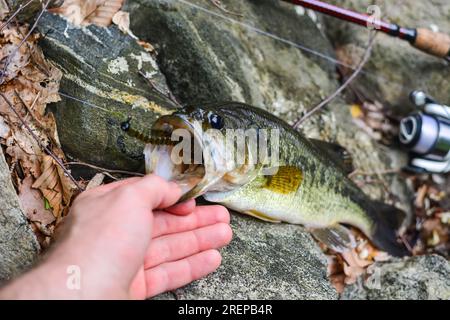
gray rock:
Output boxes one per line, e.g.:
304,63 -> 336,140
0,149 -> 39,283
341,255 -> 450,300
126,0 -> 339,118
36,13 -> 178,171
323,0 -> 450,113
156,214 -> 337,300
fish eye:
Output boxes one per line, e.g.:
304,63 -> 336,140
208,113 -> 224,129
120,118 -> 131,131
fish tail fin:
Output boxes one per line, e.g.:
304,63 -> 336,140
367,201 -> 410,257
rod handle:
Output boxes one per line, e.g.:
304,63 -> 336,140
413,28 -> 450,59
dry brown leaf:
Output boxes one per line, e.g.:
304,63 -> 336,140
330,273 -> 346,294
137,40 -> 155,53
50,0 -> 125,27
0,17 -> 76,243
326,254 -> 349,294
0,27 -> 39,84
415,184 -> 428,208
56,161 -> 77,204
32,156 -> 63,217
32,155 -> 75,219
19,176 -> 55,225
0,21 -> 64,177
31,221 -> 54,249
5,129 -> 43,177
86,172 -> 105,190
112,10 -> 136,39
341,249 -> 371,285
422,218 -> 449,246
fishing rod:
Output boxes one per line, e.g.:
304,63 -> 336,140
283,0 -> 450,61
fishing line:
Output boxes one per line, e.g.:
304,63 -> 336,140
58,91 -> 173,145
177,0 -> 413,94
180,0 -> 354,69
58,91 -> 115,115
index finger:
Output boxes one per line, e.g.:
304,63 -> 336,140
165,199 -> 196,216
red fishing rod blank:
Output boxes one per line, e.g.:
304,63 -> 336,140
283,0 -> 450,61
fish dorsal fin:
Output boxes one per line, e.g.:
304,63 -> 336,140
309,224 -> 356,253
309,139 -> 355,175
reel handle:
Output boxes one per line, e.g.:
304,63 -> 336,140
413,28 -> 450,61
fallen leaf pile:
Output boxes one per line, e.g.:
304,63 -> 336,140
50,1 -> 140,46
0,16 -> 76,248
331,42 -> 448,290
49,0 -> 125,27
405,174 -> 449,257
323,228 -> 390,294
350,101 -> 398,145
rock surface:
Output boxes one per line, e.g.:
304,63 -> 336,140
342,255 -> 450,300
157,214 -> 337,300
37,13 -> 177,171
0,149 -> 39,282
126,0 -> 339,118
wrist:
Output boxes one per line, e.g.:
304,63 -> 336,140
0,257 -> 83,299
0,248 -> 128,299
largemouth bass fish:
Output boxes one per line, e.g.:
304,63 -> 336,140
144,102 -> 408,257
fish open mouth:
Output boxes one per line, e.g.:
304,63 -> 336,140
144,113 -> 263,202
144,114 -> 223,201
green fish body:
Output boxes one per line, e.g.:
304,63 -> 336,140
145,102 -> 408,256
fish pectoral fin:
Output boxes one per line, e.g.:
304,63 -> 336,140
263,166 -> 303,194
309,139 -> 355,175
244,210 -> 282,223
309,224 -> 356,253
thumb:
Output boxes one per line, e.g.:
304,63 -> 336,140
132,174 -> 182,209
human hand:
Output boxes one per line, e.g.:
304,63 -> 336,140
0,175 -> 232,299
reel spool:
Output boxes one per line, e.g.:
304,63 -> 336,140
399,91 -> 450,173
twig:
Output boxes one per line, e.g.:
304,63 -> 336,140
14,90 -> 43,125
400,234 -> 414,254
81,0 -> 106,24
65,161 -> 144,177
101,172 -> 119,181
22,89 -> 41,122
14,89 -> 63,152
0,0 -> 51,84
0,0 -> 36,32
293,31 -> 377,129
0,92 -> 84,191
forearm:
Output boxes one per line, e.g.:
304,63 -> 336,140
0,260 -> 82,299
0,248 -> 127,299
